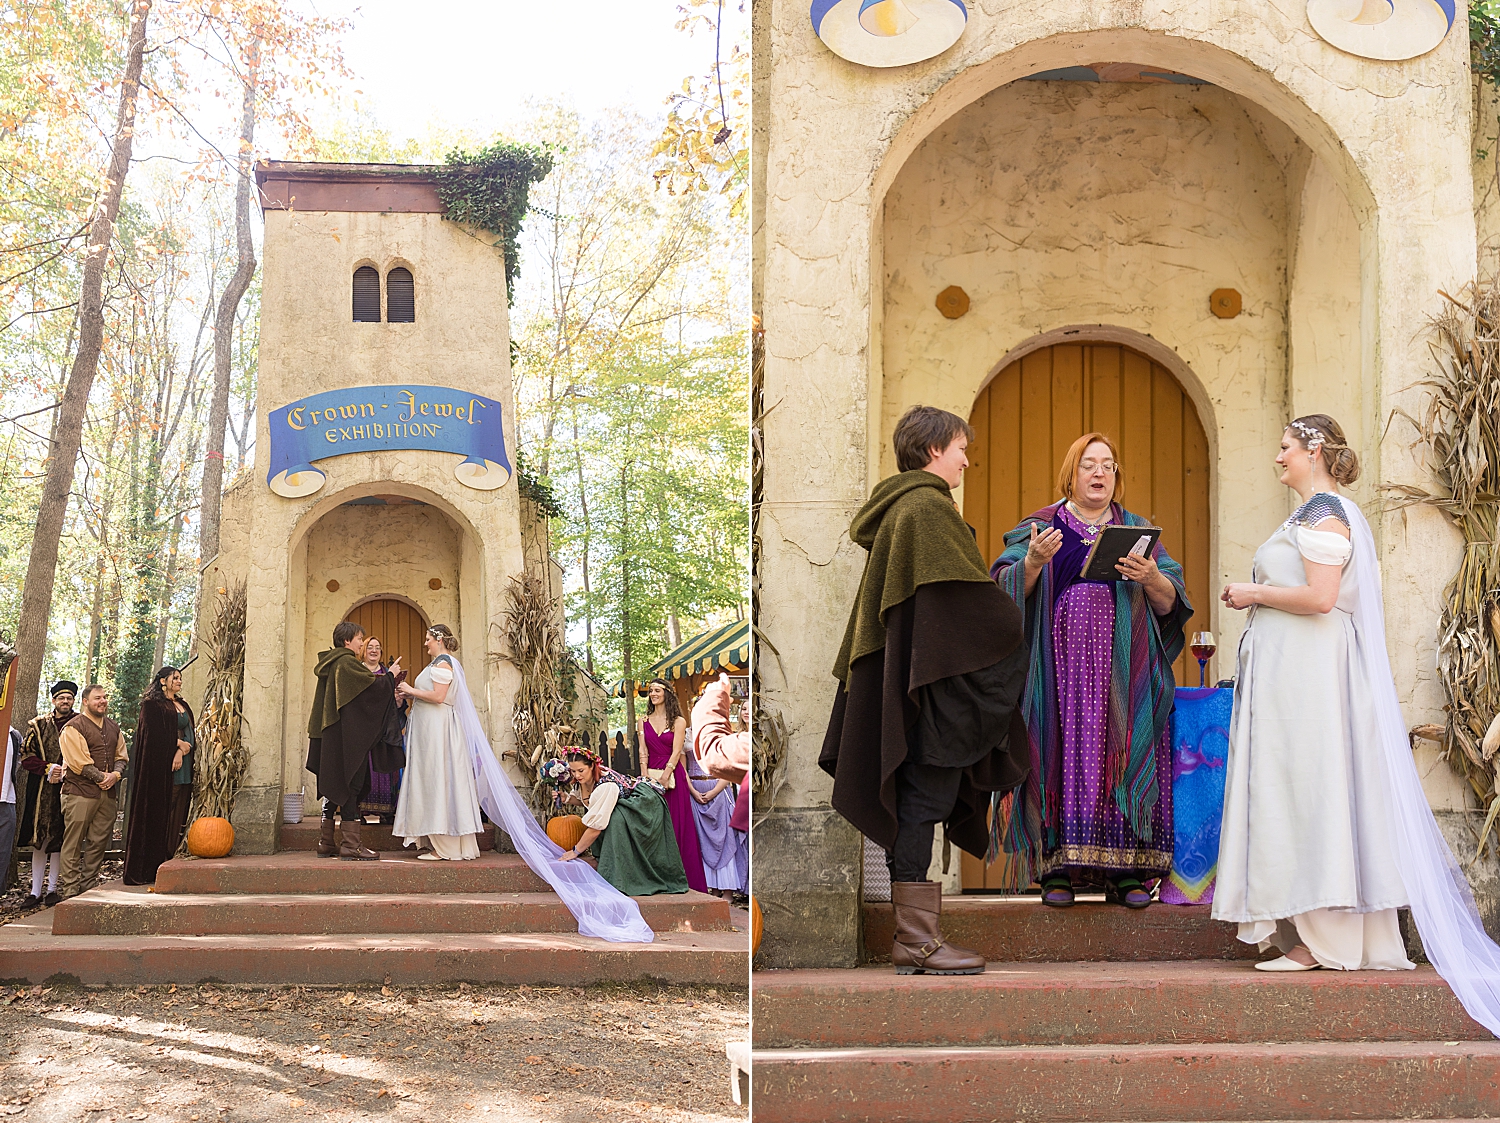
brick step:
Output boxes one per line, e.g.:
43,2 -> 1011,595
751,962 -> 1487,1048
863,896 -> 1257,962
279,819 -> 495,852
0,912 -> 747,987
154,853 -> 551,895
52,886 -> 732,937
749,1041 -> 1500,1123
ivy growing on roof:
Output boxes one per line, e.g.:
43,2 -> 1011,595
435,141 -> 554,305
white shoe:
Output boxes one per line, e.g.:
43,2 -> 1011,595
417,852 -> 444,861
1254,954 -> 1321,972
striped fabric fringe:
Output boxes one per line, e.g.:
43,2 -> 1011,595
986,503 -> 1188,890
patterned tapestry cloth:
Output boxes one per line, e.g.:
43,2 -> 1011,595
1159,687 -> 1231,905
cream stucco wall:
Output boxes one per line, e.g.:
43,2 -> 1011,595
756,0 -> 1477,965
291,500 -> 462,798
200,204 -> 528,850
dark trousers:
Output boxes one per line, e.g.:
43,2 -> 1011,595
885,760 -> 964,883
321,763 -> 371,821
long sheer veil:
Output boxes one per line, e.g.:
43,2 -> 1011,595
443,656 -> 655,943
1343,496 -> 1500,1033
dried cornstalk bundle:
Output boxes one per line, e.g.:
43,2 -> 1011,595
176,582 -> 249,856
1389,279 -> 1500,860
495,573 -> 571,823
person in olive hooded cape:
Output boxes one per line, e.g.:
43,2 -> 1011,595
307,621 -> 403,860
821,405 -> 1030,975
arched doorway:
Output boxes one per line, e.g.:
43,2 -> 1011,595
962,340 -> 1211,889
346,597 -> 433,679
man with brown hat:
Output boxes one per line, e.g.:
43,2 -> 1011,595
18,680 -> 76,907
57,684 -> 128,900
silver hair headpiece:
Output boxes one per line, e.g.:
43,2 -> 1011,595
1289,419 -> 1325,450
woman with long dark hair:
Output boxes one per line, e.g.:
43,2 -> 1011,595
123,666 -> 195,885
641,678 -> 708,893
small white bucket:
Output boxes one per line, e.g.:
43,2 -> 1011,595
282,791 -> 305,824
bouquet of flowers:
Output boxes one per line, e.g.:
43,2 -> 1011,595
538,757 -> 571,788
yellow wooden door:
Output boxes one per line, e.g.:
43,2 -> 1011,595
961,342 -> 1211,890
346,598 -> 432,680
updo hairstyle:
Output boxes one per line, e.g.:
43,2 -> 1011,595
427,623 -> 460,652
1287,414 -> 1361,485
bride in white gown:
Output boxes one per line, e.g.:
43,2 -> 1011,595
393,625 -> 484,860
387,622 -> 655,943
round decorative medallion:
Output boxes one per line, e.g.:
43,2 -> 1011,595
811,0 -> 967,68
326,579 -> 340,593
1306,0 -> 1454,62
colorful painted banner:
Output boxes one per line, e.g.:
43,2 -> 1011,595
265,385 -> 511,498
1160,686 -> 1230,905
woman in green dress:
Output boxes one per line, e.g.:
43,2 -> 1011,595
556,748 -> 688,896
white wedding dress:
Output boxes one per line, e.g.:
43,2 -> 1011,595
393,655 -> 483,860
1214,492 -> 1411,969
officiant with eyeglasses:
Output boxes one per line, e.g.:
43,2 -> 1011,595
990,433 -> 1192,911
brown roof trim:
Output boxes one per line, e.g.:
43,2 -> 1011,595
255,159 -> 444,215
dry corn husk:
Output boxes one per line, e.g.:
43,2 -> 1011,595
1389,280 -> 1500,862
175,582 -> 249,857
494,573 -> 571,822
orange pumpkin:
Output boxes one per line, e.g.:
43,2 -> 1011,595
750,896 -> 763,957
546,814 -> 586,852
186,816 -> 234,858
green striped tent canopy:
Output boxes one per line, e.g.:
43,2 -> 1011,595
609,678 -> 648,699
651,618 -> 750,682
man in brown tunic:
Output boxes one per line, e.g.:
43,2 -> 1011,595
58,684 -> 128,900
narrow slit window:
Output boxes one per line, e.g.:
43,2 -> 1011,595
352,266 -> 381,322
387,267 -> 415,323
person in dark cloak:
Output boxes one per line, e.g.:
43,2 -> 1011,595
307,621 -> 403,860
820,405 -> 1030,975
124,666 -> 196,885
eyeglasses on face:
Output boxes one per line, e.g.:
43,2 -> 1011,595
1079,460 -> 1118,475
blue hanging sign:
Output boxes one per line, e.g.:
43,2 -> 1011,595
265,384 -> 511,498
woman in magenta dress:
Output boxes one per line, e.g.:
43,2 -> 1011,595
641,678 -> 708,893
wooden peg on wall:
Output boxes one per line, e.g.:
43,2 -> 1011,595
1210,289 -> 1242,319
935,285 -> 970,319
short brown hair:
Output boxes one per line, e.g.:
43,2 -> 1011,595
80,684 -> 105,700
427,623 -> 459,652
1057,432 -> 1125,503
1287,414 -> 1361,485
333,620 -> 365,647
893,405 -> 974,473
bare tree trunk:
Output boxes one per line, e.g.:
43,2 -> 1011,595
153,510 -> 185,668
12,0 -> 152,726
571,407 -> 595,675
197,36 -> 259,573
620,463 -> 639,773
668,608 -> 682,648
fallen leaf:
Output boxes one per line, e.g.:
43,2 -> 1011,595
339,993 -> 355,1006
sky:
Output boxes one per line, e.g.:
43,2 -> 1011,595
315,0 -> 729,138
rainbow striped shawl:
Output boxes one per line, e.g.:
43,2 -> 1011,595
988,501 -> 1192,888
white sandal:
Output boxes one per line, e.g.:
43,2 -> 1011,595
1254,953 -> 1321,972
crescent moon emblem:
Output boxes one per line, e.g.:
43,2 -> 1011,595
1306,0 -> 1455,61
811,0 -> 967,68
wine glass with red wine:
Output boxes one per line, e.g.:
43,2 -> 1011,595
1190,631 -> 1216,688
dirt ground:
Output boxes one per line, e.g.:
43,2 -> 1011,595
0,978 -> 749,1123
0,859 -> 749,1123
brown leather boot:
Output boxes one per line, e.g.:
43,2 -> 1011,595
890,880 -> 985,975
338,819 -> 378,861
317,816 -> 337,858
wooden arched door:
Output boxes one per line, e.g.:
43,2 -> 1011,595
345,597 -> 432,680
962,341 -> 1211,889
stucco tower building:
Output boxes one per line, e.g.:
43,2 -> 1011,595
197,161 -> 552,852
